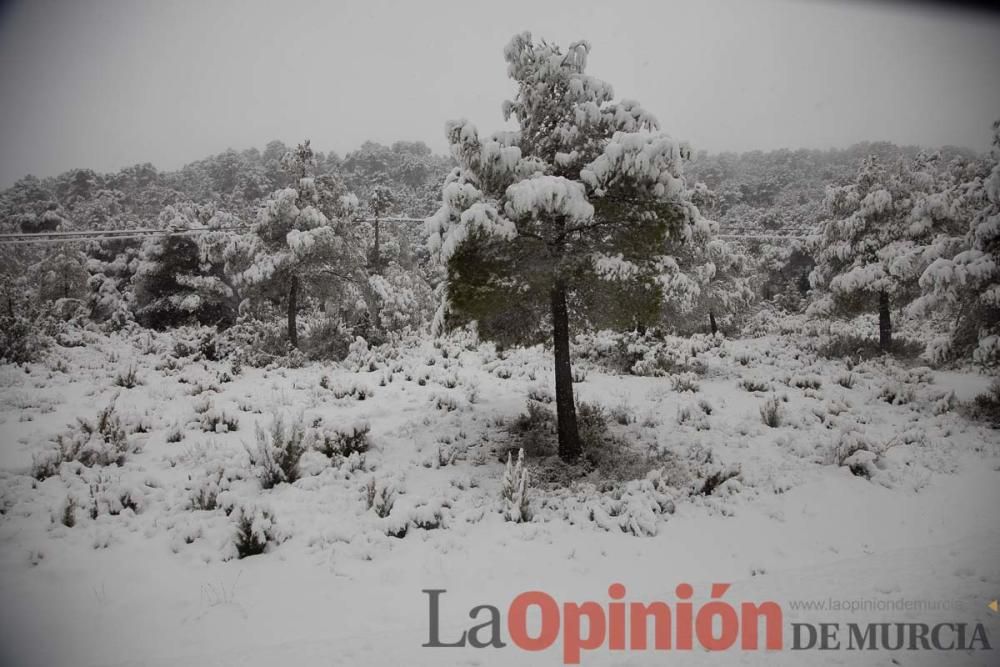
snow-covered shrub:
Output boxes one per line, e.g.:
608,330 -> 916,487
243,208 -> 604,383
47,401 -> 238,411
231,503 -> 283,559
829,428 -> 882,480
759,395 -> 783,428
0,311 -> 50,363
671,372 -> 700,392
215,314 -> 289,368
698,466 -> 741,496
574,330 -> 674,376
435,444 -> 457,467
527,386 -> 554,404
199,409 -> 239,433
366,478 -> 395,518
341,336 -> 373,372
507,401 -> 557,458
86,469 -> 143,518
814,329 -> 926,361
608,403 -> 634,425
331,381 -> 373,400
930,390 -> 957,415
32,401 -> 131,479
247,414 -> 306,488
676,404 -> 710,431
965,379 -> 1000,426
739,378 -> 771,393
408,501 -> 445,531
835,373 -> 855,388
300,316 -> 354,361
878,382 -> 915,406
790,374 -> 822,390
501,449 -> 530,523
341,451 -> 366,474
431,393 -> 459,412
305,417 -> 370,458
841,449 -> 880,480
186,468 -> 224,511
60,496 -> 78,527
577,401 -> 611,449
589,479 -> 675,537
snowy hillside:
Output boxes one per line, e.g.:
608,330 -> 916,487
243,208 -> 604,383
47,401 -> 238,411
0,326 -> 997,665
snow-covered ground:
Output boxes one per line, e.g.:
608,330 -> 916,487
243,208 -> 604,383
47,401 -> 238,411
0,329 -> 998,666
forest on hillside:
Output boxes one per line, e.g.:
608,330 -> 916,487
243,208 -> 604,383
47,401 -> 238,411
1,127 -> 995,370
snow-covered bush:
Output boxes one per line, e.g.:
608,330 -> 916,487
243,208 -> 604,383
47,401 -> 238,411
0,311 -> 51,364
573,330 -> 692,377
247,414 -> 306,488
32,401 -> 131,479
306,417 -> 370,458
676,403 -> 710,431
831,428 -> 875,467
878,382 -> 915,406
113,365 -> 141,388
506,401 -> 556,458
965,379 -> 1000,426
59,497 -> 78,527
790,374 -> 822,390
589,479 -> 675,537
86,468 -> 144,518
759,395 -> 783,428
330,380 -> 373,401
186,468 -> 226,511
365,478 -> 396,518
835,373 -> 855,388
671,372 -> 701,392
697,466 -> 741,496
215,312 -> 290,368
501,448 -> 529,523
299,315 -> 354,361
231,503 -> 283,559
199,409 -> 240,433
739,378 -> 772,393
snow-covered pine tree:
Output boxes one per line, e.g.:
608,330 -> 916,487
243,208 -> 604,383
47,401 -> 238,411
133,204 -> 238,329
240,141 -> 364,348
911,120 -> 1000,365
428,33 -> 706,461
30,243 -> 89,304
368,184 -> 393,273
658,212 -> 754,335
808,155 -> 935,351
757,241 -> 814,310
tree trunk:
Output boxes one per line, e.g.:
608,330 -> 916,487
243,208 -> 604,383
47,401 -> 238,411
709,310 -> 718,335
287,275 -> 299,348
372,219 -> 381,274
551,280 -> 581,462
878,290 -> 891,352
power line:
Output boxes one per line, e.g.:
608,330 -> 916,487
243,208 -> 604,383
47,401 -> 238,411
0,218 -> 428,246
0,217 -> 812,246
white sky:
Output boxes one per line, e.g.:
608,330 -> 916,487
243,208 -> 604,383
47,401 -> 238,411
0,0 -> 998,187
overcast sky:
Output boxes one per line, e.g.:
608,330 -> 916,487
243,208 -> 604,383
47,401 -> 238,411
0,0 -> 998,188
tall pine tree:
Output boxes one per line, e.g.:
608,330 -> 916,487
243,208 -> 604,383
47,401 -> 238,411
428,33 -> 707,461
